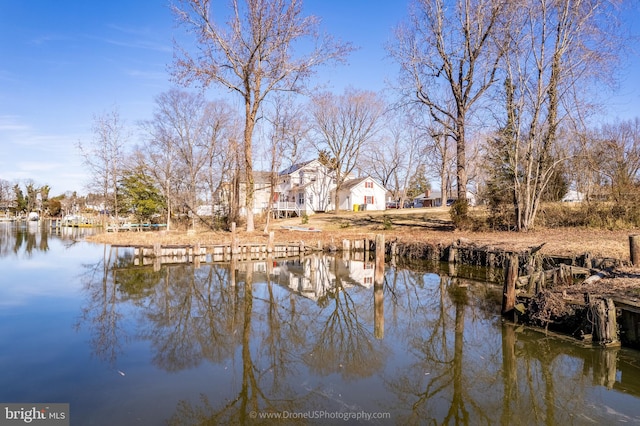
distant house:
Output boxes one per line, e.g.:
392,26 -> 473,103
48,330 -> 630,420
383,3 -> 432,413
413,189 -> 476,207
562,190 -> 585,203
413,190 -> 443,208
210,160 -> 388,217
335,176 -> 386,211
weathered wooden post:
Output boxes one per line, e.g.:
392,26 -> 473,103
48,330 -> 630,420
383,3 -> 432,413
629,234 -> 640,266
448,240 -> 458,264
193,243 -> 201,268
374,234 -> 385,283
374,234 -> 385,340
390,242 -> 397,268
590,297 -> 620,347
502,254 -> 518,316
342,239 -> 351,261
229,256 -> 237,287
231,222 -> 239,256
267,231 -> 274,253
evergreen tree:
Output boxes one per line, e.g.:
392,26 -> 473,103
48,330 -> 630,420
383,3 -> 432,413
118,168 -> 165,223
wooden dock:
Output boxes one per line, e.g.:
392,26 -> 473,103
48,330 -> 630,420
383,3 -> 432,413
112,241 -> 315,269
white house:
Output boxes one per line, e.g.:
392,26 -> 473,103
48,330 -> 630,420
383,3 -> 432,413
209,160 -> 388,217
335,176 -> 387,211
272,159 -> 338,216
272,160 -> 389,216
562,190 -> 585,203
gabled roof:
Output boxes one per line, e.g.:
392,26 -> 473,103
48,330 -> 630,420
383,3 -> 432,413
339,176 -> 386,191
340,177 -> 368,191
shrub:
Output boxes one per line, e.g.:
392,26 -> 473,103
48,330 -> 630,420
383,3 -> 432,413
450,199 -> 471,230
382,216 -> 393,230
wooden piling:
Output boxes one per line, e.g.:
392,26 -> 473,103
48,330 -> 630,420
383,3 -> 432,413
590,297 -> 620,347
231,222 -> 239,255
374,234 -> 385,285
267,232 -> 274,253
502,254 -> 518,316
629,234 -> 640,266
374,234 -> 385,340
374,283 -> 384,340
448,241 -> 458,264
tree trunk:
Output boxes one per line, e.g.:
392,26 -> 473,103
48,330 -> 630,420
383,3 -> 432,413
244,99 -> 256,232
455,115 -> 467,202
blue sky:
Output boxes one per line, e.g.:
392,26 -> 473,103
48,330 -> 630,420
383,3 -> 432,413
0,1 -> 639,196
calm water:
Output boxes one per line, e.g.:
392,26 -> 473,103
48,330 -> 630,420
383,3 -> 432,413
1,222 -> 640,425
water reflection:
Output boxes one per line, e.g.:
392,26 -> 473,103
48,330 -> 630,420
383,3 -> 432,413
0,221 -> 96,257
2,221 -> 640,424
69,246 -> 640,424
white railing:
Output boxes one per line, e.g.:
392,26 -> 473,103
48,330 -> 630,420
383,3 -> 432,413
272,201 -> 298,211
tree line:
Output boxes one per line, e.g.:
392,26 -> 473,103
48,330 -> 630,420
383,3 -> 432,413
9,0 -> 632,232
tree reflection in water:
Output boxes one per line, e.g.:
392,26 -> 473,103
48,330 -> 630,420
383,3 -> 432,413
75,250 -> 640,425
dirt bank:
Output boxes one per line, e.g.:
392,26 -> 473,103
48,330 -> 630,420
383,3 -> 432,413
86,207 -> 636,261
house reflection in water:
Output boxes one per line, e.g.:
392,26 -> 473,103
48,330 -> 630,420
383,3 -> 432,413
269,254 -> 376,302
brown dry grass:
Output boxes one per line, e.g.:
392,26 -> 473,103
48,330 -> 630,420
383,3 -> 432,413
87,206 -> 637,261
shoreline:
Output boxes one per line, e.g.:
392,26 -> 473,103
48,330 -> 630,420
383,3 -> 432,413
86,224 -> 635,262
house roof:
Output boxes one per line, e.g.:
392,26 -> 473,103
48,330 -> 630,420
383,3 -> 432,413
414,190 -> 442,200
339,176 -> 386,191
278,160 -> 313,176
340,177 -> 368,191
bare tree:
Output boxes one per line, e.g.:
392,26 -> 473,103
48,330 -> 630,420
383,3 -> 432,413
172,0 -> 351,231
308,89 -> 385,213
78,108 -> 129,228
409,109 -> 456,205
201,101 -> 239,226
490,0 -> 623,230
360,110 -> 425,207
263,94 -> 310,229
391,0 -> 509,206
0,179 -> 12,213
583,118 -> 640,203
140,89 -> 235,230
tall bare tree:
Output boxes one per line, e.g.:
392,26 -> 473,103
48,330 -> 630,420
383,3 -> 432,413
172,0 -> 351,231
78,108 -> 129,229
490,0 -> 623,230
140,89 -> 235,230
309,89 -> 385,213
392,0 -> 508,207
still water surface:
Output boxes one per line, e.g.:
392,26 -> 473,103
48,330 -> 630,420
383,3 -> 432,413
1,222 -> 640,425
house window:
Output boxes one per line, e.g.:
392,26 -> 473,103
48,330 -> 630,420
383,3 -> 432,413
364,196 -> 374,204
365,181 -> 373,189
298,193 -> 305,205
309,194 -> 313,205
364,277 -> 373,285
